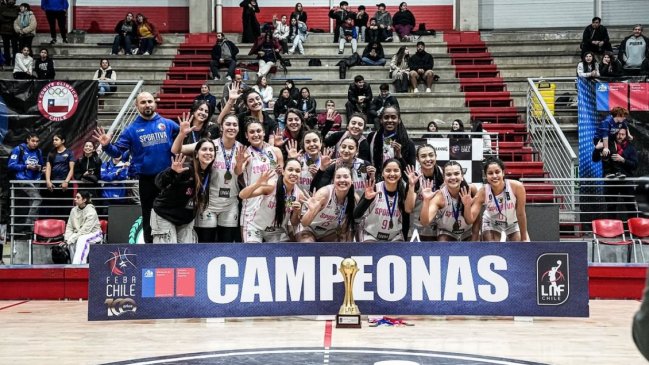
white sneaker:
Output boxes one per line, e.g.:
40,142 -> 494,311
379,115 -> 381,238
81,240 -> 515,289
426,88 -> 432,92
131,48 -> 138,55
226,76 -> 232,81
413,88 -> 419,93
143,51 -> 150,55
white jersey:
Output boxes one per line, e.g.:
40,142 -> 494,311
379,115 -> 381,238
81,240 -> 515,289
307,185 -> 349,234
410,167 -> 443,236
249,185 -> 299,231
333,132 -> 366,159
360,181 -> 404,241
482,179 -> 519,233
207,138 -> 242,211
349,158 -> 369,192
242,143 -> 279,224
436,186 -> 472,240
298,154 -> 321,193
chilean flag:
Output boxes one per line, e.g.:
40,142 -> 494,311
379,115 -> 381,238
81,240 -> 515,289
596,82 -> 629,111
47,98 -> 68,113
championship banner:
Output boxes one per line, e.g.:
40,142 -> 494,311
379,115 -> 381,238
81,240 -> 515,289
426,138 -> 483,183
88,242 -> 589,321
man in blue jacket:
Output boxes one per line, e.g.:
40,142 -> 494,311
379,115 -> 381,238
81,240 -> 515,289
7,132 -> 44,232
41,0 -> 68,44
94,92 -> 179,243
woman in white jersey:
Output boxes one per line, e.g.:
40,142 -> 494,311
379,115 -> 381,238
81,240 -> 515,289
297,165 -> 357,242
322,113 -> 371,162
469,157 -> 529,241
420,161 -> 479,241
311,136 -> 375,193
171,113 -> 243,242
404,144 -> 444,241
354,158 -> 414,242
285,130 -> 331,193
239,159 -> 305,242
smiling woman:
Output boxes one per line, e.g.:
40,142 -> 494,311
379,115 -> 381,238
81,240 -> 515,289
368,106 -> 416,177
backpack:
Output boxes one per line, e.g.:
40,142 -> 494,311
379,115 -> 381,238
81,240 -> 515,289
308,58 -> 322,66
51,245 -> 71,264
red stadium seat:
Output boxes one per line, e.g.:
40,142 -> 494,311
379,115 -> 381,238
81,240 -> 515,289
628,218 -> 649,262
592,219 -> 636,263
30,219 -> 67,265
99,219 -> 108,243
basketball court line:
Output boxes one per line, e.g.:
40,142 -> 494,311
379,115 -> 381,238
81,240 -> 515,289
0,300 -> 29,311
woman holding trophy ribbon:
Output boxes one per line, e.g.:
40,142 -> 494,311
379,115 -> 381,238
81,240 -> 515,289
297,165 -> 357,242
469,157 -> 530,242
171,112 -> 244,243
239,158 -> 305,243
419,161 -> 479,241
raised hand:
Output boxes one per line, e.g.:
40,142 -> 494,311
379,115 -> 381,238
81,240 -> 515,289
326,109 -> 339,121
459,185 -> 473,207
405,165 -> 419,186
304,194 -> 320,212
366,165 -> 376,179
286,139 -> 301,159
270,127 -> 285,147
234,145 -> 250,167
420,178 -> 435,201
364,177 -> 377,200
92,127 -> 112,146
391,141 -> 402,157
228,81 -> 241,101
170,154 -> 189,174
320,147 -> 334,170
177,112 -> 195,135
257,169 -> 275,186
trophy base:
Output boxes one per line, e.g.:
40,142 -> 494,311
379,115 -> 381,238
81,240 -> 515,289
336,314 -> 362,328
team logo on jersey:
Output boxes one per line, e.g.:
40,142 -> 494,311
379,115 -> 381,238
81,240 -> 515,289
157,123 -> 166,131
537,253 -> 569,305
37,81 -> 79,121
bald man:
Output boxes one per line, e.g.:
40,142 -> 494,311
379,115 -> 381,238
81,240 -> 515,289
94,92 -> 180,243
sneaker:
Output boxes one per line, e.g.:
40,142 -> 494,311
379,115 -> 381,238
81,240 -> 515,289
213,76 -> 220,81
616,172 -> 627,178
143,51 -> 150,55
338,50 -> 343,54
426,87 -> 432,92
433,75 -> 440,82
49,39 -> 56,45
385,36 -> 393,42
132,48 -> 138,55
413,88 -> 419,93
605,173 -> 616,178
226,76 -> 232,81
62,38 -> 69,44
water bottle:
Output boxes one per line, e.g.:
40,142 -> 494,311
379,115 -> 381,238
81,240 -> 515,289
243,70 -> 249,81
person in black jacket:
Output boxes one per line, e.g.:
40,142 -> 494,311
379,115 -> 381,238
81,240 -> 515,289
345,75 -> 373,119
354,5 -> 368,42
151,139 -> 215,243
240,0 -> 260,43
599,51 -> 623,78
210,32 -> 239,81
290,3 -> 307,24
0,0 -> 19,65
274,87 -> 298,128
361,42 -> 386,66
74,141 -> 102,204
408,41 -> 435,93
329,1 -> 350,43
34,48 -> 55,79
111,12 -> 136,55
194,83 -> 218,117
297,87 -> 317,129
392,2 -> 416,41
580,17 -> 611,56
367,105 -> 416,177
368,83 -> 399,131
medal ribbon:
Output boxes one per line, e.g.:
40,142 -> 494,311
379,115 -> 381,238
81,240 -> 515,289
451,195 -> 461,224
337,200 -> 347,227
220,139 -> 234,174
382,184 -> 397,226
492,184 -> 506,216
201,174 -> 210,193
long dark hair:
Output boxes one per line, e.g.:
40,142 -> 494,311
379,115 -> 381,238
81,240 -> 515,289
381,158 -> 405,212
284,108 -> 309,145
274,158 -> 300,227
334,165 -> 356,233
48,133 -> 66,161
581,51 -> 597,72
416,144 -> 444,188
395,46 -> 408,66
372,106 -> 410,174
444,160 -> 470,191
192,138 -> 216,214
190,100 -> 212,138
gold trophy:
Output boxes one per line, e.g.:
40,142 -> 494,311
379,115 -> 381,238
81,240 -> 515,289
336,258 -> 361,328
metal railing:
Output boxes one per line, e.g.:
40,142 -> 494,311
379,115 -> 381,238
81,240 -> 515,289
100,80 -> 145,161
527,77 -> 578,209
9,180 -> 140,265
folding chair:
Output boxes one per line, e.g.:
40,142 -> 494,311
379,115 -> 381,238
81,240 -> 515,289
592,219 -> 636,263
628,217 -> 649,262
30,219 -> 67,264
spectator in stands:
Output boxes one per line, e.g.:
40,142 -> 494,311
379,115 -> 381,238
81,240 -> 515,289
595,106 -> 632,154
619,25 -> 649,75
274,87 -> 298,129
135,13 -> 161,55
14,2 -> 35,54
361,41 -> 386,66
581,17 -> 611,55
338,16 -> 358,55
288,17 -> 307,55
369,83 -> 400,131
183,100 -> 220,144
101,152 -> 130,205
249,32 -> 281,79
422,120 -> 441,139
45,133 -> 75,217
111,12 -> 136,55
355,5 -> 368,42
599,51 -> 623,77
0,0 -> 19,66
8,131 -> 43,232
240,0 -> 260,43
93,58 -> 116,96
392,2 -> 415,42
368,106 -> 416,176
273,15 -> 290,54
471,120 -> 493,154
253,75 -> 274,109
449,119 -> 469,139
285,79 -> 300,101
297,87 -> 317,129
390,45 -> 410,93
291,3 -> 307,24
577,51 -> 599,79
219,69 -> 247,111
93,91 -> 180,243
408,41 -> 435,93
374,3 -> 393,42
41,0 -> 68,44
329,1 -> 350,44
194,83 -> 218,116
345,75 -> 372,120
12,45 -> 32,79
34,48 -> 55,79
64,191 -> 103,264
365,17 -> 381,44
74,140 -> 102,199
316,100 -> 342,134
210,32 -> 239,81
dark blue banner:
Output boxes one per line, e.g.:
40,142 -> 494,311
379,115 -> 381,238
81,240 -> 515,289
88,242 -> 589,321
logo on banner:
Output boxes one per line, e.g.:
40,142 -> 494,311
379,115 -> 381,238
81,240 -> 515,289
105,248 -> 137,276
537,253 -> 569,305
105,298 -> 137,317
37,81 -> 79,121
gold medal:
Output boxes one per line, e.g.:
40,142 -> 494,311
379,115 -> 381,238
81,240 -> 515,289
389,219 -> 394,229
224,170 -> 233,180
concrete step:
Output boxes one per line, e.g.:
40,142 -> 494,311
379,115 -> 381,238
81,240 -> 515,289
46,43 -> 180,56
480,27 -> 634,42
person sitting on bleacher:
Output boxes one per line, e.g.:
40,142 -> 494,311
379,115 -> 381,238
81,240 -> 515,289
329,1 -> 350,44
338,16 -> 358,55
64,191 -> 103,264
219,69 -> 247,111
288,17 -> 308,55
12,45 -> 32,79
134,13 -> 161,56
274,87 -> 298,129
390,45 -> 410,93
345,75 -> 372,120
580,17 -> 611,56
210,32 -> 239,81
34,48 -> 55,79
392,2 -> 415,42
273,15 -> 290,54
249,32 -> 281,79
619,24 -> 649,76
354,5 -> 368,43
290,3 -> 307,25
368,83 -> 400,131
599,51 -> 623,78
374,3 -> 393,42
194,83 -> 218,117
111,12 -> 136,55
316,99 -> 342,134
408,41 -> 436,93
93,58 -> 117,96
253,75 -> 274,109
576,51 -> 599,79
361,42 -> 386,66
365,17 -> 382,44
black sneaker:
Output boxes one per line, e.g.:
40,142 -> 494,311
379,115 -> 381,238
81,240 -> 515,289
49,39 -> 56,45
338,50 -> 343,54
62,38 -> 69,44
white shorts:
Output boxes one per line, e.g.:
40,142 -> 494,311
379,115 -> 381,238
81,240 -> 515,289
410,221 -> 437,239
295,224 -> 340,241
482,219 -> 520,237
361,230 -> 404,242
243,226 -> 290,243
195,203 -> 239,228
150,210 -> 197,244
437,227 -> 472,241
